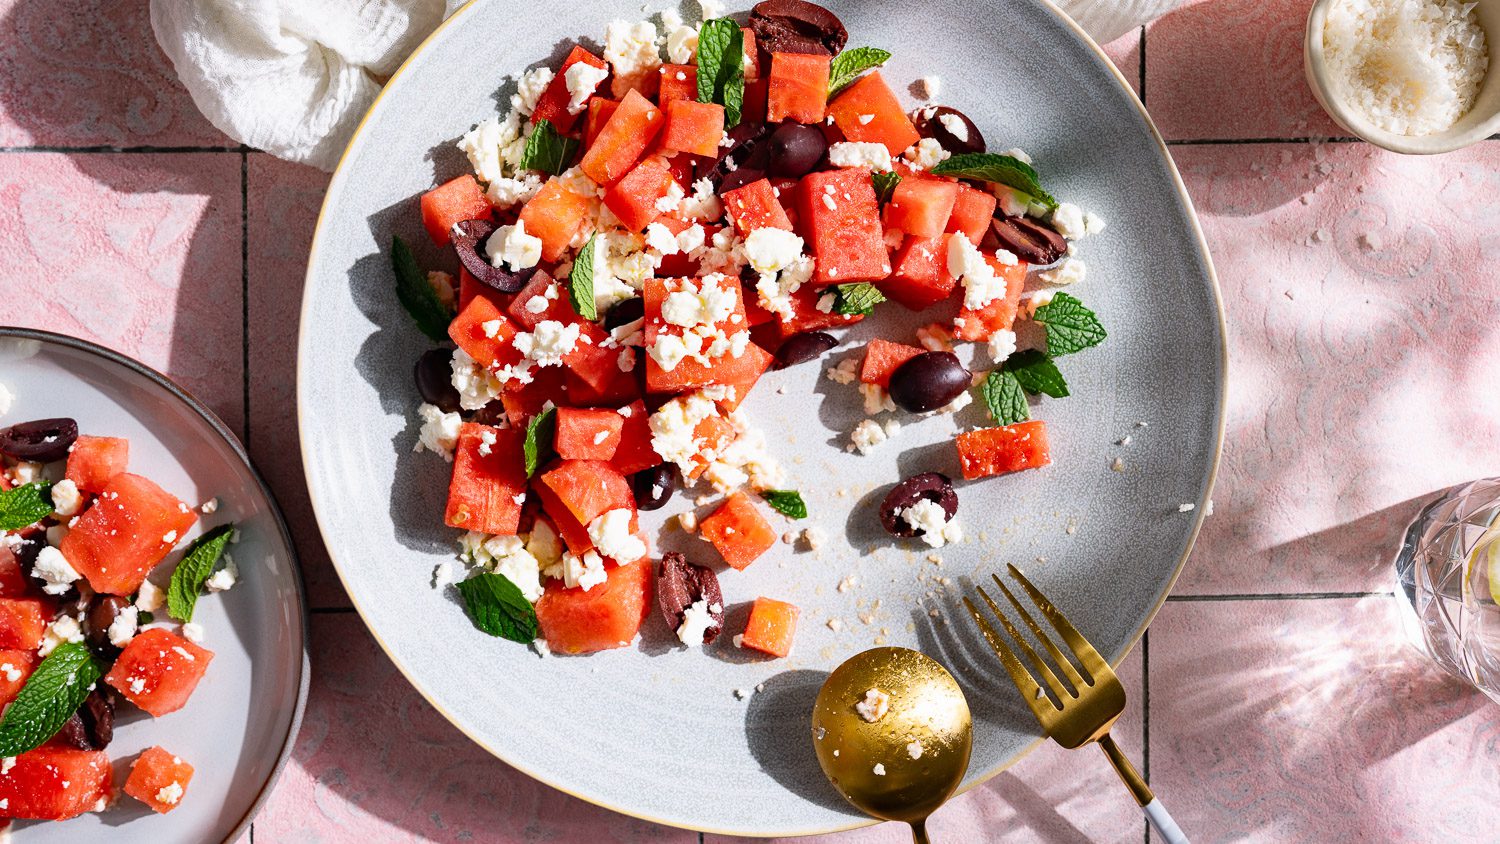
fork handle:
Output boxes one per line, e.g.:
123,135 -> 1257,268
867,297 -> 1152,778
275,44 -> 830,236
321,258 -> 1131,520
1098,735 -> 1189,843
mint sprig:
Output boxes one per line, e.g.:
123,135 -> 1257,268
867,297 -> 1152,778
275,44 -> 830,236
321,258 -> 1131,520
569,234 -> 599,321
833,283 -> 885,316
696,19 -> 745,127
980,369 -> 1031,426
456,573 -> 539,643
931,153 -> 1057,211
523,407 -> 557,477
1005,350 -> 1069,398
167,524 -> 235,623
0,482 -> 53,531
760,490 -> 807,519
518,119 -> 581,176
0,643 -> 104,756
1032,292 -> 1106,356
871,171 -> 901,205
828,47 -> 891,96
392,236 -> 451,343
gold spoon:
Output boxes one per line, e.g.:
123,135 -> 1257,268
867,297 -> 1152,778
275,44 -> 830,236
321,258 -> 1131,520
811,647 -> 972,844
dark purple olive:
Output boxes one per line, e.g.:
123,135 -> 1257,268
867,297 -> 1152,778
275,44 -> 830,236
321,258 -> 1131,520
657,552 -> 725,643
888,351 -> 971,413
414,348 -> 461,413
879,472 -> 958,537
85,594 -> 131,651
450,219 -> 534,293
773,331 -> 838,369
706,121 -> 772,187
0,418 -> 78,463
632,464 -> 677,511
10,535 -> 43,570
912,106 -> 986,155
749,0 -> 848,56
718,167 -> 766,195
766,122 -> 827,177
469,402 -> 507,426
58,689 -> 114,750
604,296 -> 646,331
987,215 -> 1068,266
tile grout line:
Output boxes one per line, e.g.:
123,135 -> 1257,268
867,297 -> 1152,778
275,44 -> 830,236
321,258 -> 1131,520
1141,627 -> 1150,844
0,145 -> 242,154
241,147 -> 250,448
1167,591 -> 1392,601
1138,24 -> 1146,104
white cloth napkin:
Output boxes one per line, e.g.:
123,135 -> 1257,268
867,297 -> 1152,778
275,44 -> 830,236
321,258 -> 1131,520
150,0 -> 1174,172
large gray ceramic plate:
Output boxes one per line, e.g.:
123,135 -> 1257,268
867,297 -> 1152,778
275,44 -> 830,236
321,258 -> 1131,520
0,329 -> 307,843
298,0 -> 1223,835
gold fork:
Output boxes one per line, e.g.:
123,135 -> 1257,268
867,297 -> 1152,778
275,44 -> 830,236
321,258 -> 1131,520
962,565 -> 1189,844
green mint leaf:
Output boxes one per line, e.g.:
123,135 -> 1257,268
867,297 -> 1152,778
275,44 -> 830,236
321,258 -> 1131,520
1032,292 -> 1107,356
696,19 -> 745,127
760,490 -> 808,519
518,119 -> 581,176
391,236 -> 451,343
0,642 -> 104,757
1004,350 -> 1069,399
828,47 -> 891,96
833,283 -> 886,316
980,369 -> 1031,426
871,171 -> 901,205
456,573 -> 539,642
523,406 -> 558,478
167,524 -> 235,623
931,153 -> 1057,210
0,482 -> 53,531
569,233 -> 599,321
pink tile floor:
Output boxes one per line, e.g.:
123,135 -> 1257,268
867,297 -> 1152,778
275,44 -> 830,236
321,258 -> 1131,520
2,2 -> 1500,840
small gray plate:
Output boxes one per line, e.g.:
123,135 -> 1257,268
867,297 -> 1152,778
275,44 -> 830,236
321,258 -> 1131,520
298,0 -> 1224,835
0,328 -> 307,843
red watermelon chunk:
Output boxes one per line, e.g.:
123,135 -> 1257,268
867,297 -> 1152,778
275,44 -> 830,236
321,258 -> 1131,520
0,744 -> 112,820
579,89 -> 664,185
448,295 -> 523,373
860,339 -> 925,388
554,408 -> 625,461
883,177 -> 959,239
661,99 -> 725,157
0,649 -> 35,706
767,53 -> 830,124
603,155 -> 675,232
798,168 -> 890,286
881,235 -> 955,310
445,423 -> 527,535
421,175 -> 491,246
65,435 -> 129,493
608,401 -> 663,476
58,473 -> 196,596
657,64 -> 698,104
700,492 -> 777,571
953,248 -> 1027,342
0,598 -> 47,652
539,460 -> 633,527
827,72 -> 921,156
535,558 -> 653,654
722,178 -> 793,235
530,45 -> 607,133
104,628 -> 213,717
124,746 -> 195,814
946,183 -> 997,244
956,421 -> 1053,480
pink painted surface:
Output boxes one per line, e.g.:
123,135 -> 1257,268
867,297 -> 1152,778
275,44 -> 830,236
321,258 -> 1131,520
2,1 -> 1500,840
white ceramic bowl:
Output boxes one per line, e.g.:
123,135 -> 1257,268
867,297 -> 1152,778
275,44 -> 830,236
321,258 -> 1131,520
1305,0 -> 1500,153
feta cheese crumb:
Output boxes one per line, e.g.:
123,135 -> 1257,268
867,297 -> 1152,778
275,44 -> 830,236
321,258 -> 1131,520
897,499 -> 964,548
826,358 -> 859,385
904,137 -> 950,171
907,739 -> 925,759
1050,203 -> 1087,239
803,527 -> 826,550
987,329 -> 1018,363
857,687 -> 891,722
107,606 -> 140,647
181,621 -> 205,643
849,419 -> 889,454
205,556 -> 239,592
564,61 -> 609,114
155,782 -> 184,806
486,220 -> 544,272
744,227 -> 805,274
414,403 -> 463,460
49,479 -> 82,518
31,546 -> 80,596
39,615 -> 84,657
135,580 -> 164,613
873,763 -> 887,776
587,509 -> 647,564
1038,257 -> 1086,286
0,664 -> 20,683
200,497 -> 219,514
1178,503 -> 1196,513
827,141 -> 894,172
604,19 -> 662,97
948,234 -> 1004,309
676,598 -> 720,645
916,75 -> 942,99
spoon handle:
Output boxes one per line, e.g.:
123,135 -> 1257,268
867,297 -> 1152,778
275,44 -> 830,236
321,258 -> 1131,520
908,819 -> 930,844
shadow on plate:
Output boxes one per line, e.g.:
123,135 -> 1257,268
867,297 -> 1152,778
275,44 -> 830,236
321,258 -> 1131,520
743,668 -> 861,818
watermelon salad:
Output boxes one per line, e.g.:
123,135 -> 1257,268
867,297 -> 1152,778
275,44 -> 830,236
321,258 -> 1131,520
395,0 -> 1109,660
0,407 -> 236,824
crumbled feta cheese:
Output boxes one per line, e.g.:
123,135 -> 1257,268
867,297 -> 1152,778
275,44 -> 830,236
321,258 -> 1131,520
938,112 -> 969,142
916,74 -> 942,98
857,688 -> 891,722
486,220 -> 544,272
135,580 -> 164,613
587,509 -> 647,564
414,403 -> 463,460
49,479 -> 82,517
0,664 -> 18,683
39,615 -> 84,657
486,173 -> 544,208
457,113 -> 520,184
907,739 -> 925,759
676,598 -> 720,645
450,349 -> 507,411
205,555 -> 238,592
948,234 -> 1005,309
155,782 -> 184,806
0,757 -> 14,775
181,621 -> 204,643
826,358 -> 859,385
754,254 -> 815,321
525,520 -> 565,570
699,0 -> 726,18
663,11 -> 700,64
514,320 -> 582,367
644,221 -> 681,256
827,141 -> 894,172
987,329 -> 1018,363
1023,290 -> 1057,317
850,419 -> 889,454
462,532 -> 544,601
655,180 -> 686,213
200,498 -> 219,515
1038,257 -> 1086,286
1050,203 -> 1087,239
561,548 -> 608,591
859,382 -> 896,415
1084,211 -> 1107,235
991,184 -> 1030,217
898,499 -> 963,548
935,389 -> 974,415
31,547 -> 80,596
744,227 -> 805,274
904,137 -> 950,171
1005,147 -> 1032,164
604,19 -> 662,97
1178,503 -> 1196,513
564,61 -> 609,114
680,177 -> 725,223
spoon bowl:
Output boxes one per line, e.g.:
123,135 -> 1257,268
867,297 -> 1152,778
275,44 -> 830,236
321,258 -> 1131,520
811,648 -> 972,840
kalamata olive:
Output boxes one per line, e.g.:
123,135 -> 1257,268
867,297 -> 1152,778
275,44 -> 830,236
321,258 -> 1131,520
718,166 -> 766,195
8,535 -> 43,571
773,331 -> 838,369
987,215 -> 1068,266
888,351 -> 971,413
879,472 -> 959,537
0,418 -> 78,463
706,121 -> 772,187
58,688 -> 114,750
766,122 -> 828,177
414,348 -> 461,413
632,464 -> 677,511
450,219 -> 534,293
657,552 -> 725,643
912,106 -> 986,155
749,0 -> 848,56
85,594 -> 130,650
604,296 -> 645,331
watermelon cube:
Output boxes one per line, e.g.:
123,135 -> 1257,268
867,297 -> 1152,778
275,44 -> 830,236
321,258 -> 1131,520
104,628 -> 214,717
124,746 -> 194,814
0,744 -> 112,820
579,89 -> 664,185
767,53 -> 830,124
603,155 -> 675,232
860,339 -> 925,388
554,408 -> 625,461
65,435 -> 129,493
530,45 -> 608,133
722,178 -> 793,235
608,402 -> 663,476
827,72 -> 921,155
448,295 -> 523,372
881,235 -> 955,310
661,99 -> 726,157
518,178 -> 595,262
421,175 -> 492,246
539,460 -> 634,527
0,649 -> 35,706
0,598 -> 47,651
535,559 -> 653,654
58,473 -> 196,596
740,597 -> 799,658
954,249 -> 1027,342
700,492 -> 777,570
798,168 -> 891,286
956,421 -> 1053,480
946,183 -> 997,244
445,423 -> 528,535
883,177 -> 960,239
658,64 -> 698,104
